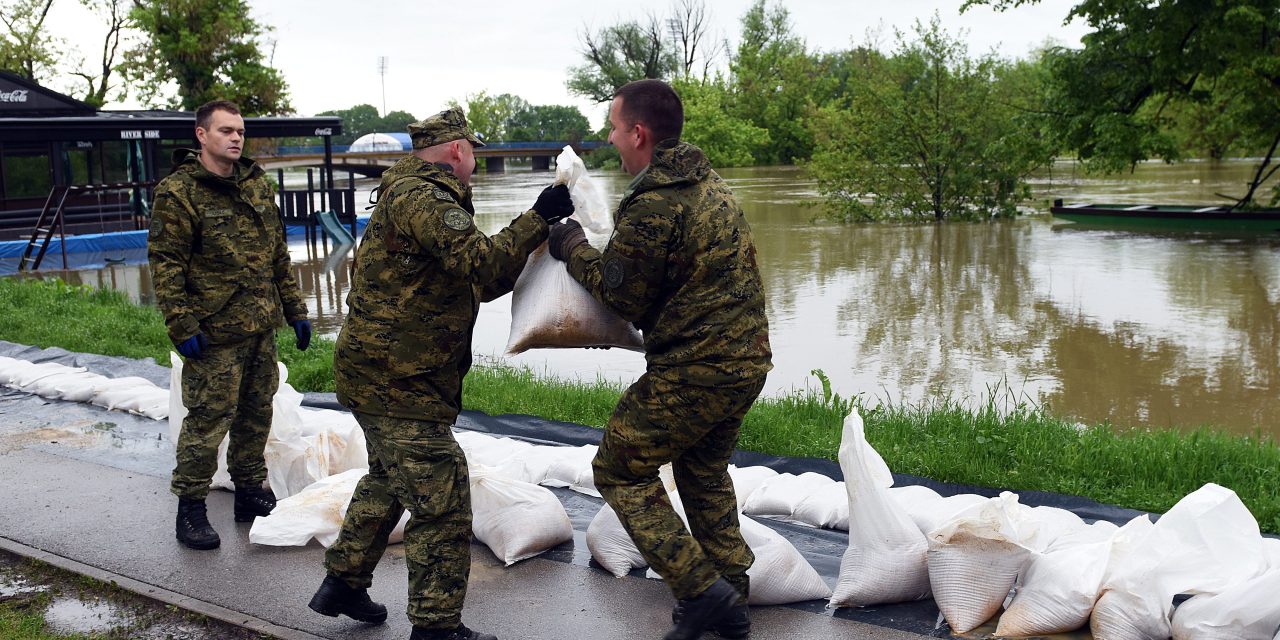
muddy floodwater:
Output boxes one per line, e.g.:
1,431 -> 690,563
37,159 -> 1280,437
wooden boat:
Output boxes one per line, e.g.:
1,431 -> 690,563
1050,199 -> 1280,232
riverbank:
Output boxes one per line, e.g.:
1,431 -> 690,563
2,276 -> 1276,533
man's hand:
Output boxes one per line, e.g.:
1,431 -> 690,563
531,184 -> 575,225
548,219 -> 589,261
291,319 -> 312,351
176,333 -> 209,359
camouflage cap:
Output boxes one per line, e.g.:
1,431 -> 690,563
407,107 -> 485,149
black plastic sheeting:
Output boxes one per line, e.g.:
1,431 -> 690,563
4,341 -> 1269,638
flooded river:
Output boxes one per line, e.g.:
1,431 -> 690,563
37,159 -> 1280,436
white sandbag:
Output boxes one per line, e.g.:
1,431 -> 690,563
264,374 -> 327,499
742,471 -> 833,520
250,468 -> 409,548
541,444 -> 598,494
250,468 -> 360,546
1170,569 -> 1280,640
21,369 -> 98,399
122,386 -> 171,420
830,410 -> 931,607
792,480 -> 848,530
298,407 -> 368,475
587,502 -> 648,577
739,515 -> 832,605
44,371 -> 109,402
505,147 -> 644,355
892,487 -> 989,538
506,443 -> 569,485
1264,537 -> 1280,571
454,430 -> 530,469
90,376 -> 162,410
1091,483 -> 1269,640
471,467 -> 573,565
590,488 -> 828,605
0,355 -> 24,385
727,464 -> 779,510
10,361 -> 84,389
927,492 -> 1035,633
504,244 -> 645,354
994,518 -> 1127,637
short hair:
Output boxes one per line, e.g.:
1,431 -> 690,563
196,100 -> 242,130
613,80 -> 683,143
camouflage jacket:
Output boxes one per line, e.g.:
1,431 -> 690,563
563,140 -> 773,386
334,156 -> 547,422
147,149 -> 307,345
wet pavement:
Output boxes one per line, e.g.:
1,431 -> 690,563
0,345 -> 938,640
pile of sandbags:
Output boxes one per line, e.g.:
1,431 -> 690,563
0,355 -> 168,419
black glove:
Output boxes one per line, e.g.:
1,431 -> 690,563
548,219 -> 589,261
176,332 -> 209,359
531,184 -> 575,225
291,319 -> 312,351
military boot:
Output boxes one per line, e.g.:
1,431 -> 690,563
234,485 -> 276,522
308,575 -> 388,624
175,498 -> 220,550
673,601 -> 750,638
408,624 -> 497,640
664,578 -> 739,640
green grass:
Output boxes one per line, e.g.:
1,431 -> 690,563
2,277 -> 1278,533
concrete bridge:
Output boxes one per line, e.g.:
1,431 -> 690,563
259,141 -> 607,177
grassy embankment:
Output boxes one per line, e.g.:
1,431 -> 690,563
2,277 -> 1277,533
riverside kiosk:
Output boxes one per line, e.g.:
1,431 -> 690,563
0,71 -> 343,252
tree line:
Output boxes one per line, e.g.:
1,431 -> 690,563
5,0 -> 1278,219
566,0 -> 1280,218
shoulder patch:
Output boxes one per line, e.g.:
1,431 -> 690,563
149,216 -> 164,238
443,208 -> 473,232
433,188 -> 454,202
604,258 -> 625,289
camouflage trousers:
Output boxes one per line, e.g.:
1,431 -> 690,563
170,333 -> 278,499
592,371 -> 766,601
324,412 -> 472,630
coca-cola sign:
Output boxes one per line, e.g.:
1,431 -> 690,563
0,89 -> 29,103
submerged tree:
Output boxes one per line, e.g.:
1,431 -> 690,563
122,0 -> 291,114
967,0 -> 1280,208
808,18 -> 1054,221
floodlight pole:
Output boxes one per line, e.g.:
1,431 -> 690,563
377,56 -> 389,115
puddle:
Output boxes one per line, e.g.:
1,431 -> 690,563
42,595 -> 130,635
0,575 -> 47,599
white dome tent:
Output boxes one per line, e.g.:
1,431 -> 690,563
347,132 -> 410,152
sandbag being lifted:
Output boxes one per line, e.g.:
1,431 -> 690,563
505,146 -> 643,354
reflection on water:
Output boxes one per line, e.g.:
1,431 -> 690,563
30,159 -> 1280,436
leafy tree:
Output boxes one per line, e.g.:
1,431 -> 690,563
122,0 -> 291,115
507,105 -> 591,142
380,109 -> 418,136
728,0 -> 817,164
807,18 -> 1054,221
316,104 -> 381,146
967,0 -> 1280,208
0,0 -> 59,81
451,92 -> 530,143
567,15 -> 678,103
672,76 -> 769,167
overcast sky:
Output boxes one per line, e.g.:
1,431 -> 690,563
45,0 -> 1089,128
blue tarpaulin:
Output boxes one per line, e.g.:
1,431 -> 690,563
0,215 -> 370,261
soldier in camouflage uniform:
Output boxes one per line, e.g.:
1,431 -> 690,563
547,80 -> 773,640
306,107 -> 574,640
148,100 -> 312,551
